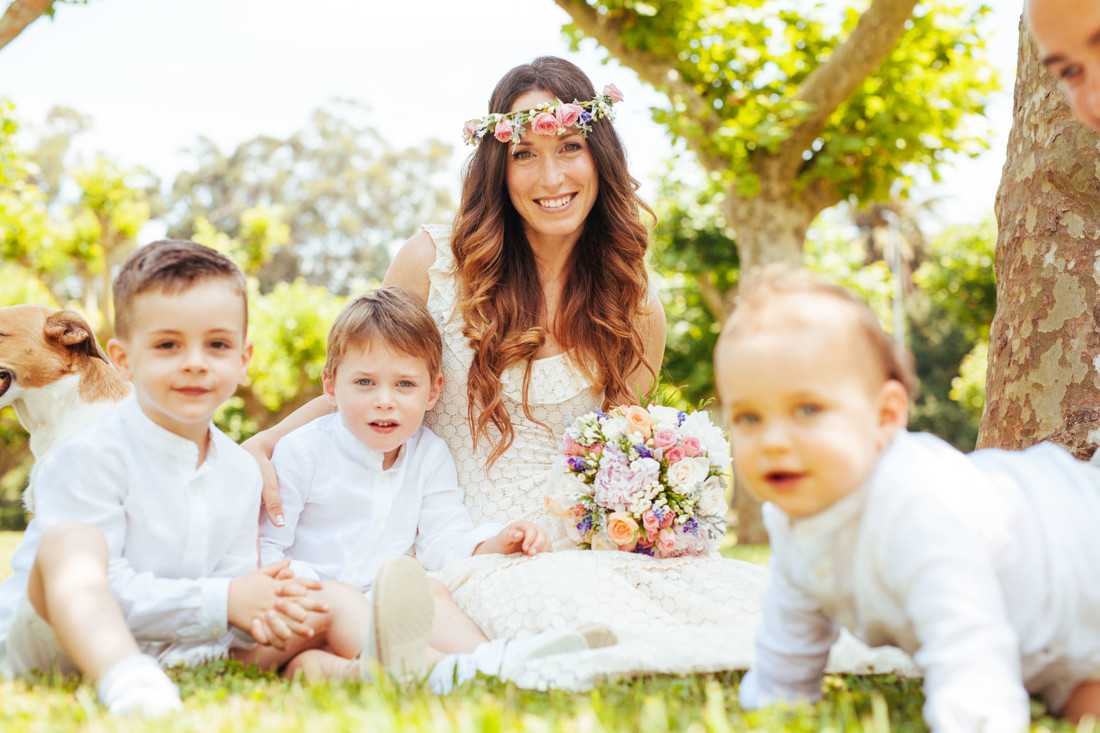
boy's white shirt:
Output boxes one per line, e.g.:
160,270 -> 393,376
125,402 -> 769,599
741,430 -> 1100,733
0,396 -> 261,669
259,413 -> 502,592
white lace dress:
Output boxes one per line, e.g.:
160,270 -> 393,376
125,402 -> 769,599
420,225 -> 914,690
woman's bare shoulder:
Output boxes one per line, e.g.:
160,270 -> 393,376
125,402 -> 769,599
383,230 -> 438,303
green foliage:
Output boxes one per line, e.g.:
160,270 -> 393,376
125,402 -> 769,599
913,217 -> 997,344
168,101 -> 455,294
565,1 -> 997,203
951,341 -> 988,422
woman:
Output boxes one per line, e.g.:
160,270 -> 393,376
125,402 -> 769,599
251,57 -> 903,689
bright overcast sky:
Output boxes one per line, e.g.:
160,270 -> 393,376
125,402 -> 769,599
0,0 -> 1024,236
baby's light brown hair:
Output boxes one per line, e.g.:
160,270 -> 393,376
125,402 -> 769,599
323,287 -> 442,382
716,267 -> 920,400
112,240 -> 248,341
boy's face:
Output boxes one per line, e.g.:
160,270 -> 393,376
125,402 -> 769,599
1029,0 -> 1100,133
108,278 -> 252,446
716,306 -> 906,519
323,340 -> 443,469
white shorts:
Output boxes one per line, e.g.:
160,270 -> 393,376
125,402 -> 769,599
0,592 -> 78,678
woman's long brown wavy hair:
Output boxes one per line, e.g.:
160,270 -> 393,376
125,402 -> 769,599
452,56 -> 655,465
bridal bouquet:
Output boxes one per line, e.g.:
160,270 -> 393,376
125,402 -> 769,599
545,403 -> 730,558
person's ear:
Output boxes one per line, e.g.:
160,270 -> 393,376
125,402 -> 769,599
876,379 -> 909,443
321,370 -> 338,407
238,339 -> 254,382
106,338 -> 131,382
426,373 -> 444,411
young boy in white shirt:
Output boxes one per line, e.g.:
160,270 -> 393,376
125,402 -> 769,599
259,288 -> 593,687
714,269 -> 1100,731
0,241 -> 433,715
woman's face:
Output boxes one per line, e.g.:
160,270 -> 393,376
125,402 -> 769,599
505,89 -> 599,250
1029,0 -> 1100,133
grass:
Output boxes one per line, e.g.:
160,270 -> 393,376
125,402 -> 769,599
0,531 -> 1080,732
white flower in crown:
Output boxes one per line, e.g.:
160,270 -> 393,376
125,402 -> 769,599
461,85 -> 625,149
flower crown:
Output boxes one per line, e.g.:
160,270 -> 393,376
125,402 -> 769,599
462,84 -> 625,148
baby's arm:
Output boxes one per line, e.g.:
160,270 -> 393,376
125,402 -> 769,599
885,500 -> 1030,732
413,438 -> 502,569
739,520 -> 837,709
474,520 -> 550,556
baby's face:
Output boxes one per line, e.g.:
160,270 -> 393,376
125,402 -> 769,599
717,318 -> 900,519
1029,0 -> 1100,133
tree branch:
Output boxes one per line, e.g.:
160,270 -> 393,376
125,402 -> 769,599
0,0 -> 54,53
778,0 -> 919,176
552,0 -> 726,173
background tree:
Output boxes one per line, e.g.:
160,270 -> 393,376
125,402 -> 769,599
978,21 -> 1100,458
0,0 -> 85,52
168,101 -> 454,295
555,0 -> 997,270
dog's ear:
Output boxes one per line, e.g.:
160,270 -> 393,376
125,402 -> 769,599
43,310 -> 109,363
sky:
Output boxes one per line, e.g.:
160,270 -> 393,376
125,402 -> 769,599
0,0 -> 1025,239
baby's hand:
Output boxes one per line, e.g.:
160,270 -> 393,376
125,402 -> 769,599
476,520 -> 550,556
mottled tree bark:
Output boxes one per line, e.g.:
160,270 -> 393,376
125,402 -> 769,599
978,22 -> 1100,457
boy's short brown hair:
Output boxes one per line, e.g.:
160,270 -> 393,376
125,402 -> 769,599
323,287 -> 442,381
717,266 -> 920,399
113,240 -> 248,340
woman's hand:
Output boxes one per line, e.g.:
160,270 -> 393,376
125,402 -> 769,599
242,434 -> 285,526
475,520 -> 551,556
242,395 -> 336,526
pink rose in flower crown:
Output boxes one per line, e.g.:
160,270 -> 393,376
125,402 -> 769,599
603,84 -> 625,103
464,121 -> 480,139
556,103 -> 583,129
653,427 -> 678,452
494,118 -> 514,143
665,445 -> 686,464
561,435 -> 585,457
606,512 -> 639,549
531,112 -> 560,136
657,527 -> 677,555
625,405 -> 653,440
682,437 -> 702,457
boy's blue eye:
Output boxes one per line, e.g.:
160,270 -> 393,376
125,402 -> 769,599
731,412 -> 759,427
356,378 -> 372,387
794,404 -> 821,418
398,380 -> 415,388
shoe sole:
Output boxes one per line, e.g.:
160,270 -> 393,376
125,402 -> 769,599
369,556 -> 434,681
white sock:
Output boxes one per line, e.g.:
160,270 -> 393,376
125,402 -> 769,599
97,654 -> 182,717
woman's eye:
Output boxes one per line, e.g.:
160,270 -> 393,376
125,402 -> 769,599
511,150 -> 533,160
1060,63 -> 1083,82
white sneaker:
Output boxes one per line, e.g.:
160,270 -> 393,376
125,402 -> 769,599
497,629 -> 590,678
98,655 -> 183,717
359,555 -> 434,681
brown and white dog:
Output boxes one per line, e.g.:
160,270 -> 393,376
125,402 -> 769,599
0,304 -> 130,510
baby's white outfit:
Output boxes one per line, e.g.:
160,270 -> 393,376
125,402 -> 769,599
0,397 -> 261,676
740,430 -> 1100,733
259,414 -> 501,591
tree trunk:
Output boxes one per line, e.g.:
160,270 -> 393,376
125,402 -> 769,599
978,21 -> 1100,458
0,0 -> 52,53
723,190 -> 813,272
